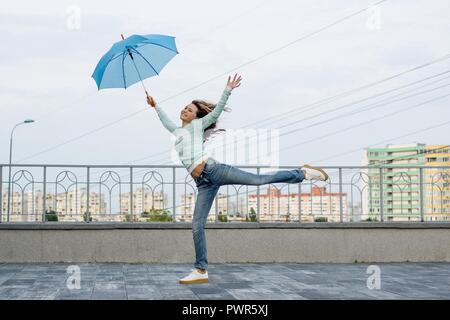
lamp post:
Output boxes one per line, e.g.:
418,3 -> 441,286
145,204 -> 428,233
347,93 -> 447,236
6,119 -> 34,222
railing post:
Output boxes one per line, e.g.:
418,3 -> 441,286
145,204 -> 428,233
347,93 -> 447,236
7,163 -> 11,222
0,165 -> 2,223
298,181 -> 301,223
0,166 -> 3,223
379,167 -> 384,222
42,166 -> 46,222
256,167 -> 260,223
86,166 -> 90,223
130,167 -> 133,220
419,167 -> 424,222
339,168 -> 343,223
214,192 -> 219,223
172,167 -> 176,222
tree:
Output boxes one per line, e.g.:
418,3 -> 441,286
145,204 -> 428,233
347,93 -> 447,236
45,210 -> 58,222
218,211 -> 228,222
83,211 -> 92,222
246,207 -> 257,222
124,213 -> 138,222
142,208 -> 173,222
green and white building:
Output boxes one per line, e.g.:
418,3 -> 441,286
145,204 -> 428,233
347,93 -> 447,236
361,143 -> 450,221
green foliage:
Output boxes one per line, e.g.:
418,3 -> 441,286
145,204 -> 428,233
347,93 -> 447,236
45,210 -> 58,222
141,208 -> 173,222
83,211 -> 92,222
246,207 -> 258,222
124,213 -> 137,222
218,211 -> 228,222
314,217 -> 328,222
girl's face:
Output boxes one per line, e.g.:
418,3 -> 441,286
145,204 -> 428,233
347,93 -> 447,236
180,103 -> 198,122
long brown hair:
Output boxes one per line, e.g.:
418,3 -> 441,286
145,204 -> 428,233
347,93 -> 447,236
191,99 -> 217,131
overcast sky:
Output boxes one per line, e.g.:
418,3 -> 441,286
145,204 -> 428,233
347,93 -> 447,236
1,0 -> 450,174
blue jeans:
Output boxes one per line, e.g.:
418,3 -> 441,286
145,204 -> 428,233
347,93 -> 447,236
191,157 -> 305,270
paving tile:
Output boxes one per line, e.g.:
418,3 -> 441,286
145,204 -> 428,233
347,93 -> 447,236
215,282 -> 252,289
195,293 -> 237,300
55,287 -> 93,298
159,289 -> 199,300
1,278 -> 36,287
127,293 -> 164,300
189,286 -> 223,295
91,290 -> 127,300
93,282 -> 125,290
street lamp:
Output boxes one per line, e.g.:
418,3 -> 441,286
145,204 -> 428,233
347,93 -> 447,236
6,119 -> 35,223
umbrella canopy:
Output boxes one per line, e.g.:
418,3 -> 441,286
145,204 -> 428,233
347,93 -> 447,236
92,34 -> 179,91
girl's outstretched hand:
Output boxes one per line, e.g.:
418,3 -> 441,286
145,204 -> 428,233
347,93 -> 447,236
146,93 -> 156,108
227,73 -> 242,90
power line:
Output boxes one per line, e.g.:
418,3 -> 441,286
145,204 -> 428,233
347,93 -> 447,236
15,0 -> 389,164
276,71 -> 450,130
278,93 -> 450,158
177,0 -> 271,50
245,54 -> 450,129
315,121 -> 450,164
203,91 -> 450,172
79,71 -> 450,181
91,84 -> 450,184
279,82 -> 450,137
77,70 -> 450,184
101,58 -> 450,167
132,71 -> 450,168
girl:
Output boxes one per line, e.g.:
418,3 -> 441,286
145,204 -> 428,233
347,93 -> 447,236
146,73 -> 329,284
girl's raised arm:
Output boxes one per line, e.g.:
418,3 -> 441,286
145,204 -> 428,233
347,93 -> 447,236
201,86 -> 232,130
147,94 -> 178,133
202,73 -> 242,130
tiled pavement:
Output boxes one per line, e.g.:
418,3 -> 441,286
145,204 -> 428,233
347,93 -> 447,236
0,262 -> 449,300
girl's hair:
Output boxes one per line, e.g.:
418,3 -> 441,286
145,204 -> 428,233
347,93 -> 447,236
191,99 -> 217,131
192,99 -> 232,143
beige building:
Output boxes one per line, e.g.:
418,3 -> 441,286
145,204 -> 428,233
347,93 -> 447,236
120,188 -> 166,214
1,187 -> 106,222
424,145 -> 450,221
180,192 -> 232,222
180,186 -> 347,223
248,186 -> 347,222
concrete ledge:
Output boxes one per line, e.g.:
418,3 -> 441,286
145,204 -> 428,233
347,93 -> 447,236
1,222 -> 450,263
1,222 -> 450,229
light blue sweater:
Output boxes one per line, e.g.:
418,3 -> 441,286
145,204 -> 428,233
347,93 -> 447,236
155,86 -> 232,173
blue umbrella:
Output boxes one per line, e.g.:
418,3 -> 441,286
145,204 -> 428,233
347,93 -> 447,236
92,33 -> 179,96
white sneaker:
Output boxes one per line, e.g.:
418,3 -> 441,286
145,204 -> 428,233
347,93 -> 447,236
179,268 -> 209,284
301,164 -> 329,181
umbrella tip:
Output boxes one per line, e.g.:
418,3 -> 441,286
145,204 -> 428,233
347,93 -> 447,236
121,34 -> 125,40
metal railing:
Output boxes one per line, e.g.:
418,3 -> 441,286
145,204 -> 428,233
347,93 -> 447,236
1,164 -> 449,223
